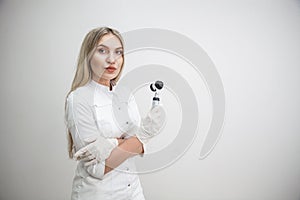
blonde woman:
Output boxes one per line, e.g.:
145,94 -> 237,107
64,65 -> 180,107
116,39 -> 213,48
64,27 -> 165,200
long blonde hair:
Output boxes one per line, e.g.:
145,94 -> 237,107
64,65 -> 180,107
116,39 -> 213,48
65,27 -> 125,158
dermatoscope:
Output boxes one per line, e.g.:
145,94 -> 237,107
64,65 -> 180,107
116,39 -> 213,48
150,80 -> 164,108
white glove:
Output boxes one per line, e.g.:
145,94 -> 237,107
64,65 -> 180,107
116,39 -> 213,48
74,136 -> 118,166
129,105 -> 166,142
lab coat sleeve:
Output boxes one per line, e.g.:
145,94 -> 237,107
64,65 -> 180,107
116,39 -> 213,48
65,92 -> 118,179
128,95 -> 149,155
85,160 -> 107,180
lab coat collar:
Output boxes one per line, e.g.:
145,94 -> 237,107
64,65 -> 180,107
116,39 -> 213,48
89,79 -> 130,107
89,79 -> 115,92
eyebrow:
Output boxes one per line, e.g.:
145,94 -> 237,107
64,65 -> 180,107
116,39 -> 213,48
97,44 -> 123,49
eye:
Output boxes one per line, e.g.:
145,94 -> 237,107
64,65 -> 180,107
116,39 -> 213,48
115,49 -> 123,55
98,48 -> 108,54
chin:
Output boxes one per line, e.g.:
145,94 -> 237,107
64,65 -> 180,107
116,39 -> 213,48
103,74 -> 117,81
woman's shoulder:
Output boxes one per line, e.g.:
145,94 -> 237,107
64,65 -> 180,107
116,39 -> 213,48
66,83 -> 94,104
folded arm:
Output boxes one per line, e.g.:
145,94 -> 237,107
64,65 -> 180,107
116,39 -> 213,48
104,137 -> 144,174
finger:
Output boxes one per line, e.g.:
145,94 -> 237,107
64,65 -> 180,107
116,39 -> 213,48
78,153 -> 92,161
152,106 -> 165,117
74,147 -> 89,158
81,154 -> 95,162
74,141 -> 96,158
84,159 -> 98,167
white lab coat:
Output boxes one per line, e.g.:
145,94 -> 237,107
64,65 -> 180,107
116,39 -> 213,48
65,80 -> 145,200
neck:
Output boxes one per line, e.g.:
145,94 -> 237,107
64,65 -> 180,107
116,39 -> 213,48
93,78 -> 110,87
99,79 -> 110,87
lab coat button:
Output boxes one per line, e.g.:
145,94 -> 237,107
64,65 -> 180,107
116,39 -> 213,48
128,184 -> 131,187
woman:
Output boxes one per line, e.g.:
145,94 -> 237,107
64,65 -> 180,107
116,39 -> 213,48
64,27 -> 165,200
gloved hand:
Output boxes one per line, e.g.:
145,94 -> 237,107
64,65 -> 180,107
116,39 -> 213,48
128,105 -> 166,143
74,136 -> 118,166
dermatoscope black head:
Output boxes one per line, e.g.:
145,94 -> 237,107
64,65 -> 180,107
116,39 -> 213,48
150,81 -> 164,92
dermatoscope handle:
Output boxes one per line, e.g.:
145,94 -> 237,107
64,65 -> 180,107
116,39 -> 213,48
152,97 -> 160,108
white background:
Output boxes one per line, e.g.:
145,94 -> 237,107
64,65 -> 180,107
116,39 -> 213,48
0,0 -> 300,199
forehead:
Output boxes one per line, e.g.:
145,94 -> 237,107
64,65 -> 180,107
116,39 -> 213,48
98,33 -> 122,48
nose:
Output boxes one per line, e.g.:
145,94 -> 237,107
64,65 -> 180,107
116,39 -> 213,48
106,52 -> 116,64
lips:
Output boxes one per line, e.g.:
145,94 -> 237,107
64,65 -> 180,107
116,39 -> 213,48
105,66 -> 117,73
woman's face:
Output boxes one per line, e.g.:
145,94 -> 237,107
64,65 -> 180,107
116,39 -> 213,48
90,33 -> 124,84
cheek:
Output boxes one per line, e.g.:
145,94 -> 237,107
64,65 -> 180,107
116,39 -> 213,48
90,55 -> 106,73
91,65 -> 105,77
117,56 -> 124,66
91,54 -> 105,67
90,63 -> 105,77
